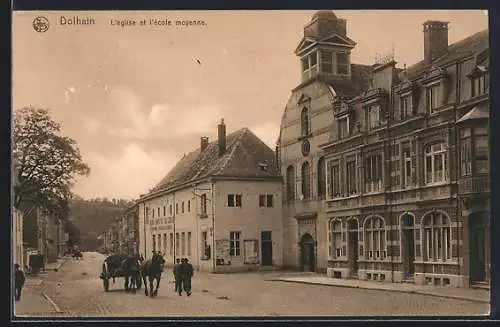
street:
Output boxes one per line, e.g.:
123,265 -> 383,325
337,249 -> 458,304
15,252 -> 488,317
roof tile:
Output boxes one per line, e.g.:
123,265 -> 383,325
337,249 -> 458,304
405,29 -> 489,79
149,128 -> 278,194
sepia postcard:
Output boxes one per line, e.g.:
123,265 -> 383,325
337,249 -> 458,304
12,9 -> 491,319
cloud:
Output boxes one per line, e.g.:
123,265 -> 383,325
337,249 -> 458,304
107,99 -> 224,141
64,86 -> 78,104
83,118 -> 101,133
73,143 -> 178,199
249,121 -> 280,148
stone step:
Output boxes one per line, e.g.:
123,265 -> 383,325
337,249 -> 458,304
471,282 -> 490,290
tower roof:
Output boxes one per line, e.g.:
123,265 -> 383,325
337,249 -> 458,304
311,10 -> 338,21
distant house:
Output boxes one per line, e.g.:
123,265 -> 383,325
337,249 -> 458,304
138,120 -> 283,272
123,202 -> 139,255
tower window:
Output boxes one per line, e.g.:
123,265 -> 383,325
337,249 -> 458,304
321,51 -> 333,74
301,51 -> 318,81
336,53 -> 349,75
301,107 -> 310,137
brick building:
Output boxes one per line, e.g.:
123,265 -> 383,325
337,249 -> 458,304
278,11 -> 489,288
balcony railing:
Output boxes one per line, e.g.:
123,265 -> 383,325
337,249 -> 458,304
459,174 -> 490,194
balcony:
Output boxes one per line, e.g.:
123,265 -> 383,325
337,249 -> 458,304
459,174 -> 490,194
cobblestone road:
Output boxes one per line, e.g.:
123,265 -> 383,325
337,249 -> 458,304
30,252 -> 488,317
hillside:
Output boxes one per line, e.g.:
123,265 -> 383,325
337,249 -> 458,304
68,197 -> 132,250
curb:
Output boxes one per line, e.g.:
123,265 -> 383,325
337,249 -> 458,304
48,259 -> 68,271
42,292 -> 62,313
269,279 -> 490,304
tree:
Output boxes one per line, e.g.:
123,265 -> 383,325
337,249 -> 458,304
64,219 -> 81,248
13,107 -> 90,217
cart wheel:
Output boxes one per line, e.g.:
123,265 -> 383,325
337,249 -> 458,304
103,277 -> 109,292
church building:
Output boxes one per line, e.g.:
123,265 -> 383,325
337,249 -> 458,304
278,11 -> 489,288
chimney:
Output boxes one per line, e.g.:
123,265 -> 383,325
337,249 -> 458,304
423,21 -> 449,64
218,118 -> 226,156
200,137 -> 209,152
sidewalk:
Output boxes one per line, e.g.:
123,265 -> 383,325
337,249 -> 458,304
14,258 -> 69,317
13,282 -> 59,317
269,275 -> 490,304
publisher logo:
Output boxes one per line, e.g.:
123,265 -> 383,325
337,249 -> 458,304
33,16 -> 50,33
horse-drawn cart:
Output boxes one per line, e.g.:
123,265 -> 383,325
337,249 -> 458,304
100,254 -> 142,292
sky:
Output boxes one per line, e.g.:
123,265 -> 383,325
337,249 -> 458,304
12,10 -> 488,200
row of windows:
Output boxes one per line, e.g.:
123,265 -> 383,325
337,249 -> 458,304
301,50 -> 349,81
326,143 -> 448,198
328,212 -> 452,262
152,231 -> 193,258
228,194 -> 276,208
299,72 -> 489,141
144,194 -> 207,221
286,135 -> 489,201
286,158 -> 326,201
146,200 -> 192,220
146,192 -> 277,223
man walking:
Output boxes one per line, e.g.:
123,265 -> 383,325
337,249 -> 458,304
181,258 -> 194,296
14,264 -> 25,301
173,258 -> 183,295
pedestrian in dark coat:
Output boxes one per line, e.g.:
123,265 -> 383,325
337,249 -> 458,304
14,264 -> 25,301
181,258 -> 194,296
173,258 -> 183,295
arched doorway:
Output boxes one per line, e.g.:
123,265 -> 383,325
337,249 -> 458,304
400,213 -> 415,281
469,211 -> 490,284
300,233 -> 315,272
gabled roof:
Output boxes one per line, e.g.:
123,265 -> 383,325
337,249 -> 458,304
457,105 -> 489,124
149,128 -> 278,195
404,29 -> 489,80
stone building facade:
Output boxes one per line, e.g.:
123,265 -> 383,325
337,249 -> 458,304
278,11 -> 489,288
138,120 -> 283,272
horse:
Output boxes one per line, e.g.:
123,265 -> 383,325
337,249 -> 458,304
141,253 -> 165,297
121,255 -> 142,293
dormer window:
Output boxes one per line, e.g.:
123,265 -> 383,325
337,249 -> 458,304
367,105 -> 380,130
300,107 -> 310,137
423,66 -> 447,114
400,93 -> 413,120
472,73 -> 488,97
301,51 -> 318,81
334,98 -> 354,140
338,115 -> 349,139
426,83 -> 441,114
